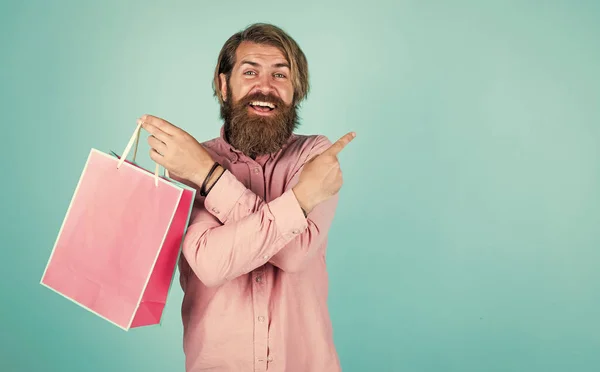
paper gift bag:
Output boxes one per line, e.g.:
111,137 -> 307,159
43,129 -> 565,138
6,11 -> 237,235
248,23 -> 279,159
41,122 -> 196,331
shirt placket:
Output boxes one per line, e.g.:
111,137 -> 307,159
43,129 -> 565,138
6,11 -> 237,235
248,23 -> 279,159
249,161 -> 270,371
252,267 -> 270,371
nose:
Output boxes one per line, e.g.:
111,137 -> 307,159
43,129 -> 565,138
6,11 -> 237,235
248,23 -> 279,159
252,74 -> 275,96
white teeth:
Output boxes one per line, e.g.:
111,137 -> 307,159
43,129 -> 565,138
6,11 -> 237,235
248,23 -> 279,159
251,101 -> 275,109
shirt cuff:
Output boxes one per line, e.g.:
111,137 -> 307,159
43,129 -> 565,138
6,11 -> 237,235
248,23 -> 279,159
203,170 -> 246,223
267,189 -> 308,240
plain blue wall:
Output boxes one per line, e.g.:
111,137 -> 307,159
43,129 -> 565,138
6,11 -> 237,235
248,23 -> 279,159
1,1 -> 599,371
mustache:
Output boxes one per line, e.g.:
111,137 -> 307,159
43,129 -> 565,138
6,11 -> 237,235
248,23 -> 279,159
237,92 -> 287,107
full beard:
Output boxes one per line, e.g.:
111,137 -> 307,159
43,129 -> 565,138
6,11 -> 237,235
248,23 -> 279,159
221,88 -> 299,158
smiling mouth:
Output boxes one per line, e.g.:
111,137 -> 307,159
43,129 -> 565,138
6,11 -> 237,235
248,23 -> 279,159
249,101 -> 276,114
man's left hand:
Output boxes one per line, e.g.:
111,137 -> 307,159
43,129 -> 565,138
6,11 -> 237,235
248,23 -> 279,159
138,114 -> 214,187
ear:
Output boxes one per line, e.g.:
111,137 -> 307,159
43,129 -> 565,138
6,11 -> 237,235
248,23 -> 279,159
219,73 -> 228,102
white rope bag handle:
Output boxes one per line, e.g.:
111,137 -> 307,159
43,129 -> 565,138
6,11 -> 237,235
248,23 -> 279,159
115,122 -> 170,186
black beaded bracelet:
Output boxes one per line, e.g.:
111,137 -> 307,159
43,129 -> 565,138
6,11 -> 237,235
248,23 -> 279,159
200,162 -> 220,197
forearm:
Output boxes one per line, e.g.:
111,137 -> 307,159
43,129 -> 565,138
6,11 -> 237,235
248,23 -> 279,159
203,181 -> 336,272
182,188 -> 308,287
268,193 -> 338,271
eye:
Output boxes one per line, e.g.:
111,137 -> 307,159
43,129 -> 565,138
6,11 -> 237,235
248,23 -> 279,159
274,73 -> 286,79
244,70 -> 257,76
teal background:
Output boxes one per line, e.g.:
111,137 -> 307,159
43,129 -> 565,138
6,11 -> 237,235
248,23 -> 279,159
1,1 -> 599,371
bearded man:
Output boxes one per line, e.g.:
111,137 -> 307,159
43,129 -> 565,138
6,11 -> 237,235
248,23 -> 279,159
137,23 -> 355,372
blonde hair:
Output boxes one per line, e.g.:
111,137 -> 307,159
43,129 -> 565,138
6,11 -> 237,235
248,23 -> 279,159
213,23 -> 309,107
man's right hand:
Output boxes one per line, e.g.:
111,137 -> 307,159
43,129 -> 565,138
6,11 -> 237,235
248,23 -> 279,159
292,132 -> 356,214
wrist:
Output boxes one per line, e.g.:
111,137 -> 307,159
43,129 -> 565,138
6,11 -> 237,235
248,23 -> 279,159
190,161 -> 216,189
195,163 -> 225,197
205,165 -> 225,192
292,183 -> 318,215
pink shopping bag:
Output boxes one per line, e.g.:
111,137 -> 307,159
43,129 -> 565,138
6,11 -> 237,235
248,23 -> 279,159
41,122 -> 196,331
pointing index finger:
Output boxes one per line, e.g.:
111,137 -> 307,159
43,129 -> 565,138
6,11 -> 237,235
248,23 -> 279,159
324,132 -> 356,156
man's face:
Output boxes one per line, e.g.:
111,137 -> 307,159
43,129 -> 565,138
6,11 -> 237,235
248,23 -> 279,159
219,41 -> 298,158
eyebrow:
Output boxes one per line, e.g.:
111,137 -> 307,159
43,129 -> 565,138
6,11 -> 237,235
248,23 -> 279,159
240,60 -> 290,69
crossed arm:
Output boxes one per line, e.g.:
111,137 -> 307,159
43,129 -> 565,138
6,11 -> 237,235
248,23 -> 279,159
180,136 -> 338,287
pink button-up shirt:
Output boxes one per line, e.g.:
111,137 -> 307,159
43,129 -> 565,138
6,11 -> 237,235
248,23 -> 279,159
177,127 -> 342,372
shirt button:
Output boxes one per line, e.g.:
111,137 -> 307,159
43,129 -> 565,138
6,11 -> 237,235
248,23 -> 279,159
267,357 -> 273,362
253,168 -> 260,174
256,276 -> 262,283
258,316 -> 265,322
211,207 -> 219,214
263,255 -> 269,259
292,229 -> 300,234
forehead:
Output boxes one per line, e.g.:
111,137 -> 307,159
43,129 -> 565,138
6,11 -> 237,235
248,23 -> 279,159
234,41 -> 288,67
